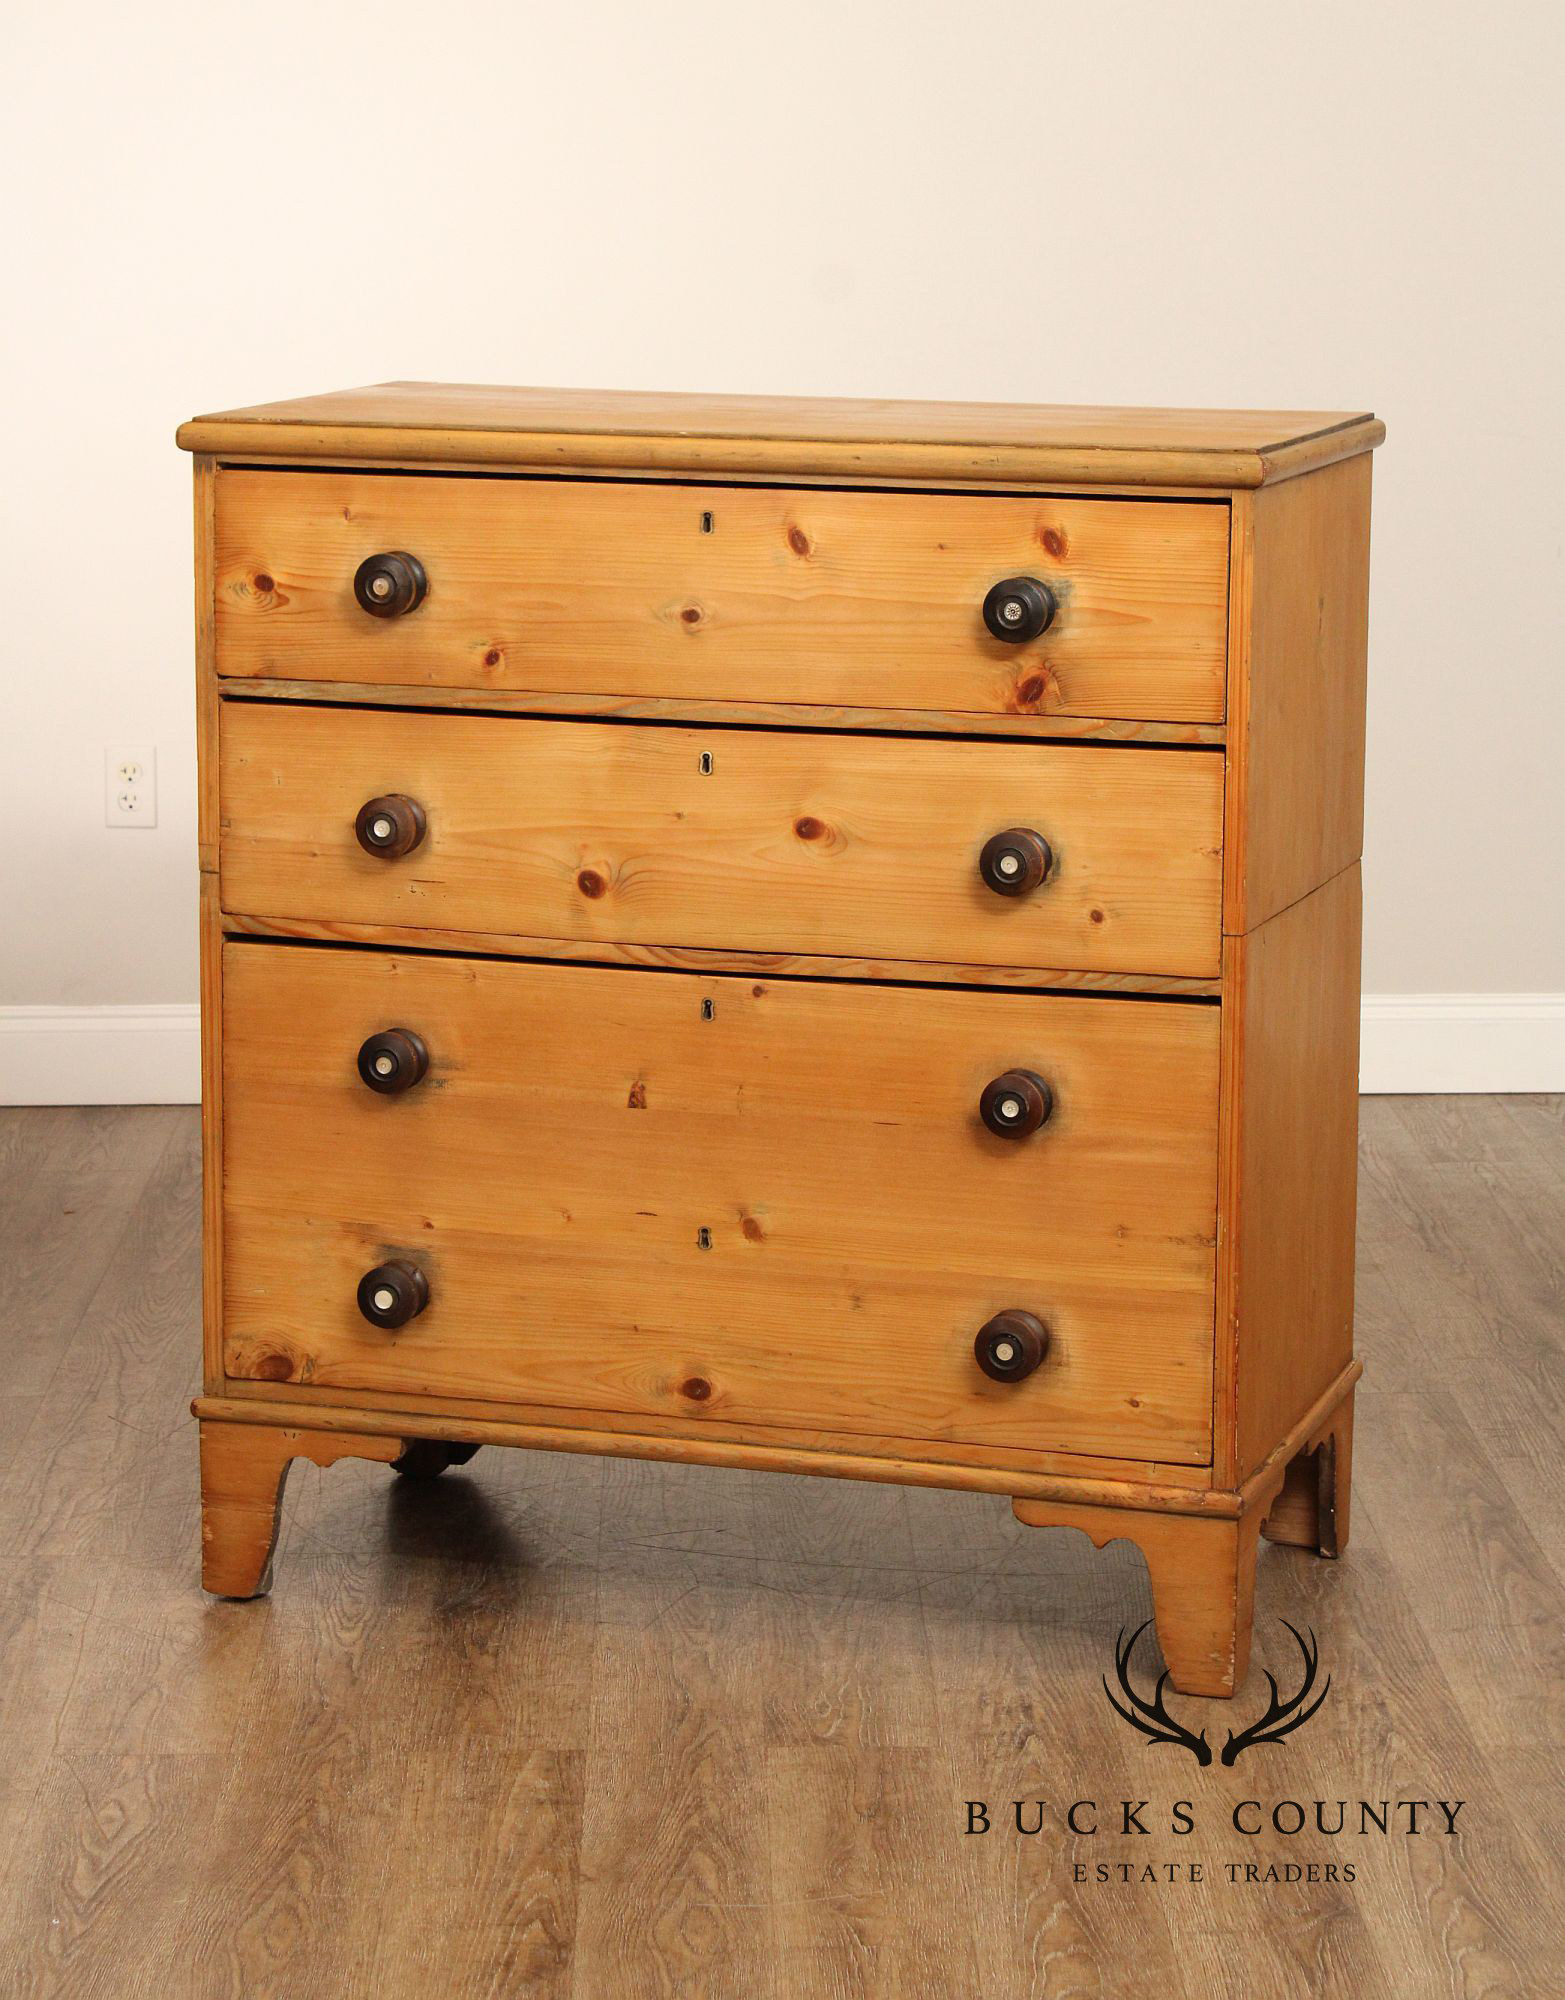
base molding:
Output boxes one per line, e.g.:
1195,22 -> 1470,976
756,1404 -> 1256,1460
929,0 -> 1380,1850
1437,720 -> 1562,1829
192,1361 -> 1360,1520
1358,991 -> 1565,1093
0,1003 -> 200,1105
192,1393 -> 1226,1513
194,1368 -> 1358,1696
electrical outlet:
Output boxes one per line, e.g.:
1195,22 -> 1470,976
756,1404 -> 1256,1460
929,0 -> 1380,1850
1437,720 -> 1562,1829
106,746 -> 157,828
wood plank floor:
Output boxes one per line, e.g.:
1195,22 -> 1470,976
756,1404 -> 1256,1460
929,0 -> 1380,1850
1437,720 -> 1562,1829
0,1098 -> 1559,1997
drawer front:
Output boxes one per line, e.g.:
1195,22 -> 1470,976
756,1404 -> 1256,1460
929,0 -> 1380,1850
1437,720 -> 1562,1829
221,944 -> 1218,1464
214,471 -> 1230,724
220,703 -> 1224,978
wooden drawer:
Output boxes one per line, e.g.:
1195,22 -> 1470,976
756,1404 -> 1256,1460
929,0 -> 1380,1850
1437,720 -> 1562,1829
219,702 -> 1224,979
214,471 -> 1230,724
221,942 -> 1218,1464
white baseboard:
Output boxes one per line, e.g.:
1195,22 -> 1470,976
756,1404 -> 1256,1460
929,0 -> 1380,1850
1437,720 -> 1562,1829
0,1004 -> 201,1106
1358,992 -> 1565,1094
1,995 -> 1561,1106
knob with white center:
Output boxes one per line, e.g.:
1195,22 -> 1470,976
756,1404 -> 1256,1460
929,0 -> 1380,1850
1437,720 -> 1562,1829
974,1310 -> 1049,1383
354,793 -> 427,859
356,1029 -> 429,1096
353,551 -> 428,619
979,1069 -> 1054,1139
982,576 -> 1057,644
357,1260 -> 429,1330
978,827 -> 1054,898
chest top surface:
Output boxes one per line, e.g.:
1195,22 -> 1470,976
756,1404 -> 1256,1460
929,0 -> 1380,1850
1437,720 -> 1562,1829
178,382 -> 1382,488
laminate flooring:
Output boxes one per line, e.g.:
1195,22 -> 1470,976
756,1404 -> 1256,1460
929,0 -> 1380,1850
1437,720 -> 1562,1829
0,1098 -> 1559,1997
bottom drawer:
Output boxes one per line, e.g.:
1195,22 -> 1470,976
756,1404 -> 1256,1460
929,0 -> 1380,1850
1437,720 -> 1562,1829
220,942 -> 1219,1464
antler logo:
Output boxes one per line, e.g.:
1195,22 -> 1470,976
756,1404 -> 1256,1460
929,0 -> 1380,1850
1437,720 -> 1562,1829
1102,1621 -> 1331,1765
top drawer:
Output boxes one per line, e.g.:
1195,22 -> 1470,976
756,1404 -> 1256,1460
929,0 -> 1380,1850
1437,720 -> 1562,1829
214,472 -> 1230,724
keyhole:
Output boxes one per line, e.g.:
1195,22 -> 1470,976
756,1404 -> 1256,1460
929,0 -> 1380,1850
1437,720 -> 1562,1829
700,511 -> 714,534
699,750 -> 713,775
696,1227 -> 713,1250
700,997 -> 715,1021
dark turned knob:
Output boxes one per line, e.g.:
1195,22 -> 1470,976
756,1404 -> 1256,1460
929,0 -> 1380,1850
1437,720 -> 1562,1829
978,827 -> 1053,897
354,793 -> 426,859
354,551 -> 428,619
357,1028 -> 429,1095
982,576 -> 1057,644
975,1310 -> 1049,1383
357,1260 -> 429,1329
980,1069 -> 1054,1139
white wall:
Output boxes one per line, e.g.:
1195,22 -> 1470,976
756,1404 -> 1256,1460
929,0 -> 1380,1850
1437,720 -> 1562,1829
3,2 -> 1561,1086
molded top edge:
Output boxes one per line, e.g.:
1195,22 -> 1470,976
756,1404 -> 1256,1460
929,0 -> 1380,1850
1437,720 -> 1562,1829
177,382 -> 1383,487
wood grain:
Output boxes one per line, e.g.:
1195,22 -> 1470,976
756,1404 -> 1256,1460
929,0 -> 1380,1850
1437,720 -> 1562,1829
1261,1384 -> 1354,1557
219,702 -> 1226,978
206,1379 -> 1216,1494
1224,454 -> 1373,932
213,469 -> 1231,722
1011,1490 -> 1274,1699
194,457 -> 227,1399
197,1394 -> 1227,1512
1015,1374 -> 1352,1694
192,456 -> 219,875
198,1420 -> 402,1596
1218,866 -> 1363,1482
222,908 -> 1225,998
221,675 -> 1229,745
219,942 -> 1220,1463
199,1358 -> 1357,1515
177,380 -> 1383,488
197,879 -> 224,1397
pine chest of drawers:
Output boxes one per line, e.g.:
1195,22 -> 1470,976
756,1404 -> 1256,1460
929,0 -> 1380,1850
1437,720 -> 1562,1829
179,385 -> 1381,1696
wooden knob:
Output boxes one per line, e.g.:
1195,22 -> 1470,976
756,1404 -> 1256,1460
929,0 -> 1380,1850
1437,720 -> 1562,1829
357,1260 -> 429,1329
354,551 -> 428,618
974,1310 -> 1049,1382
357,1029 -> 429,1095
978,827 -> 1053,897
982,576 -> 1057,643
980,1069 -> 1054,1139
354,793 -> 426,858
